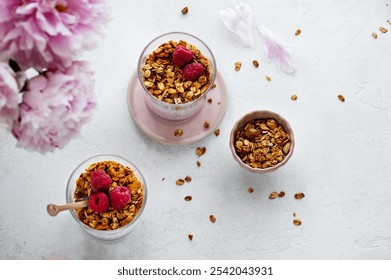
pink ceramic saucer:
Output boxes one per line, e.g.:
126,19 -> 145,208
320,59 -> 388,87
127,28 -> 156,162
127,71 -> 228,144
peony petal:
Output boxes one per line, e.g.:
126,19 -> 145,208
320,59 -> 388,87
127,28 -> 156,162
35,8 -> 72,36
0,61 -> 19,125
219,2 -> 254,47
12,61 -> 96,153
0,0 -> 110,70
257,25 -> 296,74
15,2 -> 38,16
15,71 -> 27,90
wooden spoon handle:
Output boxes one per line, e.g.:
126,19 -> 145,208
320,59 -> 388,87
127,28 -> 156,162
47,200 -> 88,217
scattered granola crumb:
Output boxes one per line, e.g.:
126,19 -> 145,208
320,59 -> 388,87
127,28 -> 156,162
214,129 -> 220,137
181,7 -> 188,15
294,193 -> 305,199
295,29 -> 301,36
235,62 -> 242,71
248,187 -> 254,193
265,75 -> 271,82
176,179 -> 185,186
379,26 -> 388,33
252,60 -> 259,68
293,219 -> 302,226
209,215 -> 216,223
338,94 -> 345,102
372,32 -> 378,39
388,20 -> 390,25
212,83 -> 217,89
207,98 -> 212,103
291,94 -> 298,101
188,234 -> 193,240
195,147 -> 206,157
217,101 -> 221,105
174,129 -> 183,137
184,196 -> 192,201
204,121 -> 210,129
293,212 -> 297,217
185,176 -> 192,183
196,161 -> 201,167
269,192 -> 279,199
278,191 -> 286,197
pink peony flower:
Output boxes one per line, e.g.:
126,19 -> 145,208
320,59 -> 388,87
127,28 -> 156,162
0,0 -> 109,70
12,61 -> 96,153
0,61 -> 25,126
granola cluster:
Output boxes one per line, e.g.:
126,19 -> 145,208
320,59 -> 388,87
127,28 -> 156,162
234,118 -> 291,169
142,40 -> 212,104
74,161 -> 144,231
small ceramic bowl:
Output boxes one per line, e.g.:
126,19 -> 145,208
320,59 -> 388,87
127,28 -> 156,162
66,154 -> 147,241
137,32 -> 217,121
229,110 -> 295,173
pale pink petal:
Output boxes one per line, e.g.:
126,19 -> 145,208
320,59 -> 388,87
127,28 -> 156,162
219,2 -> 254,47
257,25 -> 296,74
0,62 -> 20,126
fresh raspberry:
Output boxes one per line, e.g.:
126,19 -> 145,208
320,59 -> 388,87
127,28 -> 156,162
183,62 -> 205,81
172,45 -> 194,67
89,192 -> 110,213
110,186 -> 131,210
90,170 -> 112,192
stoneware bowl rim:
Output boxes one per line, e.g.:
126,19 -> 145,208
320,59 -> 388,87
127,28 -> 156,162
229,110 -> 295,174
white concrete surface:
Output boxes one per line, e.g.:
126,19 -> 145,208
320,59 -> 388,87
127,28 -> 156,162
1,0 -> 391,259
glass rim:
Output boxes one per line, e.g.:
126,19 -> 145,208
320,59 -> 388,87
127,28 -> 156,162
137,31 -> 217,108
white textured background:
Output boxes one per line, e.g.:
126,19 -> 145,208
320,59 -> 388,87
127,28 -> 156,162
1,0 -> 391,259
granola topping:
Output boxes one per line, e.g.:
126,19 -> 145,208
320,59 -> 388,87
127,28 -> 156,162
294,193 -> 305,199
184,176 -> 192,183
174,129 -> 183,137
181,7 -> 188,15
176,179 -> 185,186
142,40 -> 212,104
278,191 -> 286,197
293,219 -> 302,226
338,95 -> 345,102
74,161 -> 144,231
269,192 -> 279,199
234,118 -> 291,169
196,147 -> 206,157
